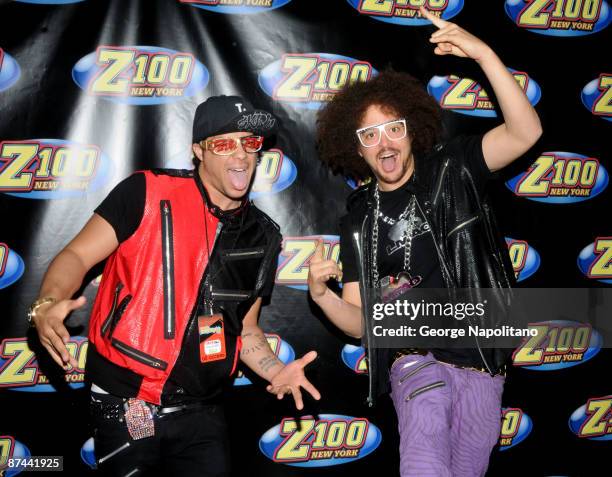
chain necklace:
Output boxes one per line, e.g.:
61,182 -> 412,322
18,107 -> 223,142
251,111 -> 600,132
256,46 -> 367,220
371,183 -> 417,287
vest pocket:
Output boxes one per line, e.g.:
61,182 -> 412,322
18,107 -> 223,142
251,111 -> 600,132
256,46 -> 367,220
211,288 -> 251,302
160,200 -> 176,339
101,282 -> 123,337
108,296 -> 132,339
111,338 -> 168,371
220,247 -> 265,261
101,283 -> 132,340
446,213 -> 481,239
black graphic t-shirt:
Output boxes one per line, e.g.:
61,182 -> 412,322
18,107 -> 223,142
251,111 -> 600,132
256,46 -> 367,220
340,135 -> 492,368
371,182 -> 445,289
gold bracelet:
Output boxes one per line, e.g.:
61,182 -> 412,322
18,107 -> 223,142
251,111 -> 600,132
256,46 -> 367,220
27,297 -> 57,328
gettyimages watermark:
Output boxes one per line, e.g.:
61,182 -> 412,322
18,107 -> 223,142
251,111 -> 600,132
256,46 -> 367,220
371,299 -> 535,339
362,288 -> 612,349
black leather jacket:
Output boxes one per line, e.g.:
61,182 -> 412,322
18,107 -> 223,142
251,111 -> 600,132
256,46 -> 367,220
344,142 -> 516,405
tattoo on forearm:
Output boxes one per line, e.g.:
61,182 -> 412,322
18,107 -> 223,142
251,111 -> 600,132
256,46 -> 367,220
241,331 -> 270,356
258,355 -> 281,374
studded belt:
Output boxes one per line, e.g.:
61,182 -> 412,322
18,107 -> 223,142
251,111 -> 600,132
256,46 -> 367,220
90,396 -> 211,421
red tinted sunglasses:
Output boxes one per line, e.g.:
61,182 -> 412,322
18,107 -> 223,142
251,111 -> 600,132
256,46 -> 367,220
201,135 -> 264,156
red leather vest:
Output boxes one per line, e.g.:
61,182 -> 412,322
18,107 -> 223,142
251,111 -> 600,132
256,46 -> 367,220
89,170 -> 219,404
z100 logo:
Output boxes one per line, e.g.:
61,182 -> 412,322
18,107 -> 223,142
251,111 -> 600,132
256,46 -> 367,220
506,152 -> 609,203
341,345 -> 368,374
505,0 -> 612,36
427,69 -> 541,117
0,436 -> 31,477
347,0 -> 464,25
582,74 -> 612,122
512,320 -> 602,370
276,235 -> 340,291
180,0 -> 292,14
0,140 -> 112,199
577,238 -> 612,284
569,396 -> 612,440
0,337 -> 87,391
0,48 -> 21,93
250,149 -> 298,199
259,415 -> 381,467
234,334 -> 295,386
259,54 -> 377,109
499,408 -> 533,450
73,46 -> 209,105
0,244 -> 25,290
505,238 -> 540,282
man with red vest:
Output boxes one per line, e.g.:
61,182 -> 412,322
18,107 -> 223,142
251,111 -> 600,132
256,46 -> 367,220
28,95 -> 320,476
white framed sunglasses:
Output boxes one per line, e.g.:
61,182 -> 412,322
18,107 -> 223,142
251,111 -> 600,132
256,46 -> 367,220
355,118 -> 407,148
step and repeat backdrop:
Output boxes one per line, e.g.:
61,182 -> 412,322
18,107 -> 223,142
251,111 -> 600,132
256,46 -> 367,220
0,1 -> 610,476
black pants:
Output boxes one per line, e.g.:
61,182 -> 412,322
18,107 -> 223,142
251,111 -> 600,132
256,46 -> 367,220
91,392 -> 230,477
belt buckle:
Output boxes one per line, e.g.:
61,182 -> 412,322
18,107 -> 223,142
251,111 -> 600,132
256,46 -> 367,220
124,398 -> 155,440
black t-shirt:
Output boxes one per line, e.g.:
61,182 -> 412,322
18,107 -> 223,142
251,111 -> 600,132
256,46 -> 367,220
340,135 -> 492,368
340,181 -> 445,288
95,172 -> 276,404
95,172 -> 146,243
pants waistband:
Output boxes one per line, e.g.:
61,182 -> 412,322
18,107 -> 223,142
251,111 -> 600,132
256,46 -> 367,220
91,392 -> 219,421
391,349 -> 506,377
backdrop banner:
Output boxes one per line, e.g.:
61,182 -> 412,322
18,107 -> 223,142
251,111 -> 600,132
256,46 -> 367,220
0,1 -> 610,476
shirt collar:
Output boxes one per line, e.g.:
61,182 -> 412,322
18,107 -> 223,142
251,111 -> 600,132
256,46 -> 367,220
193,169 -> 249,222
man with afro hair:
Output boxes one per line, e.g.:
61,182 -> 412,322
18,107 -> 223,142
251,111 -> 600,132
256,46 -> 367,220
309,7 -> 541,477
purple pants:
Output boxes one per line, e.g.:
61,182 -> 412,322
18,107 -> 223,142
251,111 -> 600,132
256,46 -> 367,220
389,353 -> 504,477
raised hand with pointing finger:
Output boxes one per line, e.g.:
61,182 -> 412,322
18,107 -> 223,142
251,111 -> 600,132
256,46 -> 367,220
420,6 -> 492,62
306,238 -> 362,339
307,239 -> 343,299
420,5 -> 542,172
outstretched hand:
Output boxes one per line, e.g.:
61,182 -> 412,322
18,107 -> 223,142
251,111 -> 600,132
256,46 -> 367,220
420,6 -> 492,62
266,350 -> 321,410
33,296 -> 86,370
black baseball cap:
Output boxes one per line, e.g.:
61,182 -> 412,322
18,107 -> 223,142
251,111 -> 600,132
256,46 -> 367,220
192,95 -> 278,144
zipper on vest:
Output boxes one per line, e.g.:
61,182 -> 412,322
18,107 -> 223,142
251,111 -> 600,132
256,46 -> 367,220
446,214 -> 480,238
354,217 -> 375,408
432,158 -> 450,207
160,200 -> 176,339
210,289 -> 250,301
101,282 -> 123,337
220,247 -> 265,260
111,338 -> 168,370
107,295 -> 132,339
